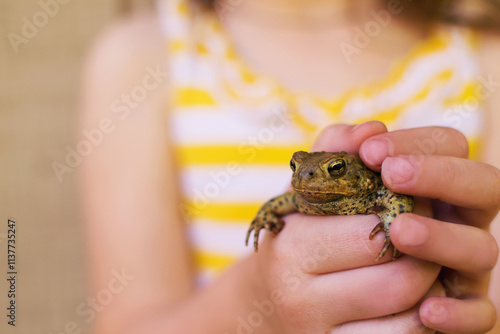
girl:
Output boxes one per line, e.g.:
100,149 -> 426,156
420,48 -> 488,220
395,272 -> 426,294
81,0 -> 500,332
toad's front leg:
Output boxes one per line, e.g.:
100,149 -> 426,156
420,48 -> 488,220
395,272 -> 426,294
246,191 -> 298,251
368,215 -> 395,262
368,190 -> 414,261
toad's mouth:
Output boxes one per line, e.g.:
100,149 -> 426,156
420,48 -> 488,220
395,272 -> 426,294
292,186 -> 346,203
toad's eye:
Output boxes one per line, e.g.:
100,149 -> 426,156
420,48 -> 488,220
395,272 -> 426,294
328,159 -> 346,176
290,159 -> 296,172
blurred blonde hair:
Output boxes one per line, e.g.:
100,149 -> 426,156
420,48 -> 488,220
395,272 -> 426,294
402,0 -> 500,30
117,0 -> 500,30
191,0 -> 500,30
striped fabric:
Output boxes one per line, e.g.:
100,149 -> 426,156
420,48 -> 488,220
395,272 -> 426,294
158,0 -> 485,285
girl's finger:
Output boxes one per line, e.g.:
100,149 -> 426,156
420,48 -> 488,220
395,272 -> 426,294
308,255 -> 440,324
267,213 -> 399,274
390,214 -> 499,279
381,155 -> 500,215
311,121 -> 387,152
359,126 -> 469,171
334,279 -> 445,334
420,295 -> 497,334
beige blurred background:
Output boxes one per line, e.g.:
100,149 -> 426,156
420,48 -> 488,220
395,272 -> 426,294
0,1 -> 131,333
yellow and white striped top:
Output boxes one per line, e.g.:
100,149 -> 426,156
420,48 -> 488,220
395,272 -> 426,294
158,0 -> 485,285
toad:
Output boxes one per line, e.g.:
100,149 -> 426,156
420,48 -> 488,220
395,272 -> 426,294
245,151 -> 414,261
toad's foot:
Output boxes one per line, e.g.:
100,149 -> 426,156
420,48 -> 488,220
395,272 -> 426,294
369,222 -> 400,261
246,192 -> 297,251
245,208 -> 284,252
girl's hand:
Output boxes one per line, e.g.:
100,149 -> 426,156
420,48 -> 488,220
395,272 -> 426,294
250,122 -> 444,333
357,122 -> 500,333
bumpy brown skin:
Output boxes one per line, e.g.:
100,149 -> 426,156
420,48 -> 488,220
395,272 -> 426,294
245,151 -> 414,261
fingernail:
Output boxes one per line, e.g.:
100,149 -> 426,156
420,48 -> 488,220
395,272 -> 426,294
397,217 -> 429,247
382,157 -> 416,186
351,121 -> 378,132
362,139 -> 392,166
425,302 -> 447,325
351,122 -> 366,132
